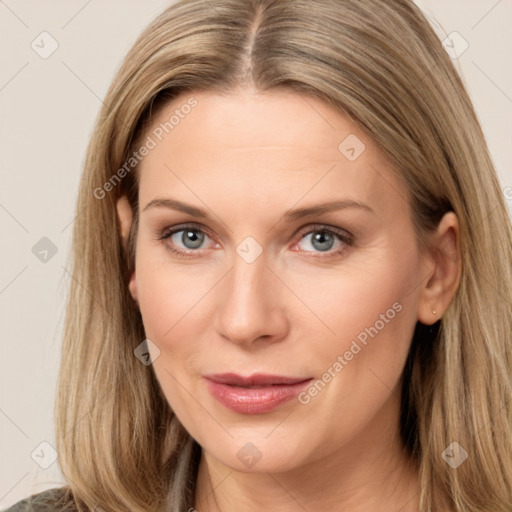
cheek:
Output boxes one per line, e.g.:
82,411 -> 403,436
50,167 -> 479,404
288,247 -> 420,447
134,241 -> 229,383
136,258 -> 206,343
134,253 -> 208,404
312,248 -> 417,328
288,245 -> 421,391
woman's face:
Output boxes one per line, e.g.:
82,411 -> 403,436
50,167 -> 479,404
127,87 -> 432,473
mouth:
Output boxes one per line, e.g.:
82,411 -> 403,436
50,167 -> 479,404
203,373 -> 314,414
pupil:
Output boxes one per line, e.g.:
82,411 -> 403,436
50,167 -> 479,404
183,230 -> 204,249
313,232 -> 333,251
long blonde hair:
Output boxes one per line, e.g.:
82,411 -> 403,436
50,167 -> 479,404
53,0 -> 512,510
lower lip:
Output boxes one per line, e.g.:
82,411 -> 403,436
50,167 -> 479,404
204,378 -> 314,414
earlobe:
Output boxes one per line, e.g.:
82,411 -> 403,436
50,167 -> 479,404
129,272 -> 138,302
417,212 -> 461,325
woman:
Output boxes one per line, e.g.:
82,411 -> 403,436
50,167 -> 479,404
5,0 -> 511,511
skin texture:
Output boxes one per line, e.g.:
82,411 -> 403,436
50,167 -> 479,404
117,87 -> 460,511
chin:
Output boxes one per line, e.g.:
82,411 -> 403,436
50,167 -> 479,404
202,432 -> 313,475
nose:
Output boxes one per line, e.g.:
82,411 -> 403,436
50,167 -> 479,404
214,249 -> 289,348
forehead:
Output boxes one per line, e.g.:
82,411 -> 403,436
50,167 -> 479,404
137,88 -> 410,222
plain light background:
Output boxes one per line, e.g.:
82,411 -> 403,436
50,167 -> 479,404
0,0 -> 511,508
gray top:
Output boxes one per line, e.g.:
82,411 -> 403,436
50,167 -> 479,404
2,487 -> 77,512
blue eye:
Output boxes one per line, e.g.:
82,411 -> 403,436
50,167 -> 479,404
293,224 -> 354,258
159,224 -> 353,258
297,231 -> 339,252
159,226 -> 213,255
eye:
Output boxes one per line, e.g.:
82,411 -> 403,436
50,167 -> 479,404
158,223 -> 354,258
159,224 -> 215,257
293,224 -> 354,257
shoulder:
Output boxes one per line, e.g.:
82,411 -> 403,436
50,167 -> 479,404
2,486 -> 77,512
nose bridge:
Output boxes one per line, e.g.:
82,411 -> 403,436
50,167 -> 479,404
215,239 -> 286,345
227,245 -> 270,315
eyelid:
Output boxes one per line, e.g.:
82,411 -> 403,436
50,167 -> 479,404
159,222 -> 216,243
295,223 -> 353,242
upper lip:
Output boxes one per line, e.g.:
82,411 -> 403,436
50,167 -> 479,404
204,373 -> 312,387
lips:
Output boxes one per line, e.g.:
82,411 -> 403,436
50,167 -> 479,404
203,373 -> 314,414
204,372 -> 311,387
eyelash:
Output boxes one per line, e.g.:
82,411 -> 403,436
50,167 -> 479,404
157,223 -> 354,259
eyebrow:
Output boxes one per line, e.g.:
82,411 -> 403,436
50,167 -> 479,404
142,197 -> 375,221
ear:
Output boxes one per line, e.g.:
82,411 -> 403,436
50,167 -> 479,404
116,195 -> 133,243
116,195 -> 138,302
417,212 -> 461,325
